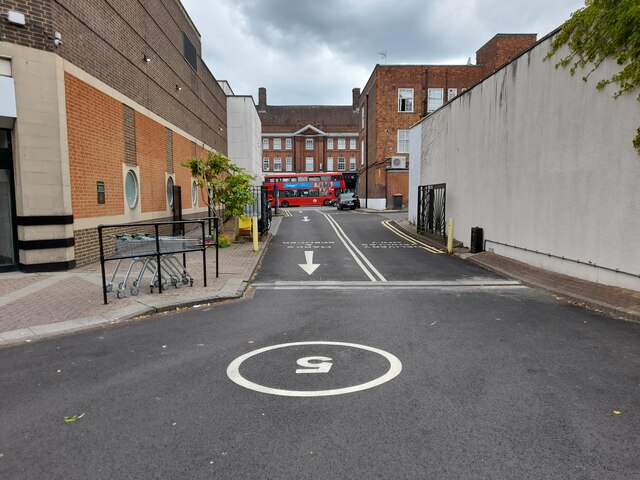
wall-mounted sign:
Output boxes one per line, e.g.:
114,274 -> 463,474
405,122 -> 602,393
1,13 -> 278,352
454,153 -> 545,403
97,181 -> 105,204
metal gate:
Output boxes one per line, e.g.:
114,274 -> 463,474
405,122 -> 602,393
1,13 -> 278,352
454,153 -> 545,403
417,183 -> 446,237
246,185 -> 271,236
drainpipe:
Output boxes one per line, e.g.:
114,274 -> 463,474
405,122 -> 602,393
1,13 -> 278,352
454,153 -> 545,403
365,93 -> 369,208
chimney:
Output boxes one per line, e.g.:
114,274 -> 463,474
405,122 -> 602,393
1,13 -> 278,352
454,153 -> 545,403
352,88 -> 361,110
258,87 -> 267,112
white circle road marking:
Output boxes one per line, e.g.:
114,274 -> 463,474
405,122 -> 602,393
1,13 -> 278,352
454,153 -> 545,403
226,341 -> 402,397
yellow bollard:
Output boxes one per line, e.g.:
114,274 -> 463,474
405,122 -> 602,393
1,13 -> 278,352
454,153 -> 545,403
252,217 -> 259,252
447,218 -> 455,254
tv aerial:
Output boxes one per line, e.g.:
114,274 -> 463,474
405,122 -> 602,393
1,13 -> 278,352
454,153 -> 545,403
377,50 -> 388,64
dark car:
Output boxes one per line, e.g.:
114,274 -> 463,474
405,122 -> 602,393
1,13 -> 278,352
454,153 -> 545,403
336,192 -> 360,210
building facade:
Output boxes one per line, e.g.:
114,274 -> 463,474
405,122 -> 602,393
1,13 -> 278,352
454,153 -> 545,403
218,81 -> 263,185
410,31 -> 640,291
257,87 -> 361,191
359,34 -> 537,209
0,0 -> 231,271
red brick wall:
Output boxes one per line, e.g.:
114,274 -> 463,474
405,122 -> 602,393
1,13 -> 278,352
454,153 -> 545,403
52,0 -> 227,154
66,73 -> 125,218
135,113 -> 167,213
476,34 -> 537,76
173,132 -> 202,209
386,170 -> 409,208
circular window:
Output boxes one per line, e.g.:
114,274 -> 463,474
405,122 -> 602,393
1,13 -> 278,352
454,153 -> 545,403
125,170 -> 139,209
167,176 -> 174,208
191,180 -> 198,206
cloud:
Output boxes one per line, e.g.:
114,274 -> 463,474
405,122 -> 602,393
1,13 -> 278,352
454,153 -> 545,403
181,0 -> 585,104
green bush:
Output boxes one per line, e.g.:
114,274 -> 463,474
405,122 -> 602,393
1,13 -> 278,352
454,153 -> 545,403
218,234 -> 233,248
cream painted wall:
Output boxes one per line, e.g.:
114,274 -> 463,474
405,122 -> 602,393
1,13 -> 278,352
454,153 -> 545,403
227,96 -> 263,184
0,43 -> 72,217
413,35 -> 640,291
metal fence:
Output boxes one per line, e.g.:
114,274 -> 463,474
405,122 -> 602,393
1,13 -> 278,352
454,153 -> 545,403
98,218 -> 219,304
245,185 -> 271,236
417,183 -> 446,237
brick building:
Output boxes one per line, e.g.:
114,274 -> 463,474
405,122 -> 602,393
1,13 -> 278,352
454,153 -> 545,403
258,87 -> 361,191
0,1 -> 233,271
359,34 -> 537,209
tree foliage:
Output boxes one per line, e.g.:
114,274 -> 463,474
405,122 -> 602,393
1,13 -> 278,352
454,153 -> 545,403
184,150 -> 255,222
545,0 -> 640,153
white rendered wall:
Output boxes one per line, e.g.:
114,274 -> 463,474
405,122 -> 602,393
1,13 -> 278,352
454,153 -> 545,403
408,122 -> 422,224
227,96 -> 263,185
417,35 -> 640,291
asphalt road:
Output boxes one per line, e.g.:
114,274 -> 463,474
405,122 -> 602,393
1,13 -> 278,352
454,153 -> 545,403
1,208 -> 639,479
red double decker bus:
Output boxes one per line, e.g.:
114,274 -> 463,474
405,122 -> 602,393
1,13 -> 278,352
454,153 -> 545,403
263,172 -> 346,207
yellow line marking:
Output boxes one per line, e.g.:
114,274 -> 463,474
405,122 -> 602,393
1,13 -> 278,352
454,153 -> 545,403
381,220 -> 444,254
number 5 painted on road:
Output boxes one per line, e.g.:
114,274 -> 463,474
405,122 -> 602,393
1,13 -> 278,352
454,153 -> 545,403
296,356 -> 333,374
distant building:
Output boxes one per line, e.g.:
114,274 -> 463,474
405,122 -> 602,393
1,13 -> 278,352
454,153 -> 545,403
257,87 -> 361,191
359,34 -> 537,209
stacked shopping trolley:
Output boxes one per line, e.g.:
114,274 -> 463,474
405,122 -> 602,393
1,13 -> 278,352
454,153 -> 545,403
98,219 -> 215,305
104,233 -> 199,298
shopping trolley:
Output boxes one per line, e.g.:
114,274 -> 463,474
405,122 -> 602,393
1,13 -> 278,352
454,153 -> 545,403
105,234 -> 198,298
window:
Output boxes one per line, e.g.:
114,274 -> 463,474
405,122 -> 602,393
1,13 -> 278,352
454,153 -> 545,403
349,157 -> 356,171
327,138 -> 333,149
263,157 -> 270,171
273,157 -> 282,171
361,140 -> 365,165
337,138 -> 346,150
326,157 -> 334,171
305,138 -> 314,150
166,176 -> 174,208
191,180 -> 198,206
427,88 -> 444,112
361,106 -> 365,128
349,138 -> 356,150
125,170 -> 139,209
183,32 -> 197,71
337,157 -> 346,171
305,157 -> 314,171
397,130 -> 410,153
273,138 -> 281,149
285,138 -> 292,149
263,138 -> 269,150
398,88 -> 414,112
448,88 -> 458,101
285,157 -> 293,171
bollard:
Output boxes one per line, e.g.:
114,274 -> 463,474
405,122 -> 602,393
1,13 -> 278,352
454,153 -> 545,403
447,218 -> 455,254
252,217 -> 259,252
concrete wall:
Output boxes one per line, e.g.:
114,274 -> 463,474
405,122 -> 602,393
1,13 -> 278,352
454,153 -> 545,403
411,35 -> 640,291
227,96 -> 263,184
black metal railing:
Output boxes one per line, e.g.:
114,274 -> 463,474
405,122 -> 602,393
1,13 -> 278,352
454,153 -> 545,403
417,183 -> 446,237
98,219 -> 218,305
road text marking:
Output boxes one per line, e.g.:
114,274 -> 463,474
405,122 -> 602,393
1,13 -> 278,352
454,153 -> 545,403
227,341 -> 402,397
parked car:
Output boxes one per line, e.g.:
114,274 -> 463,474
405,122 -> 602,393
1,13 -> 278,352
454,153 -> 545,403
336,192 -> 360,210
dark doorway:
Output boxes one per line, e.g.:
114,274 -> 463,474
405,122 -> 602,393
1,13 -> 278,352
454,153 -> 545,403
0,129 -> 18,271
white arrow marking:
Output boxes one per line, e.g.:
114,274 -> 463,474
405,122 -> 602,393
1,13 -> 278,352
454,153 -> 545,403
302,216 -> 310,222
298,251 -> 320,275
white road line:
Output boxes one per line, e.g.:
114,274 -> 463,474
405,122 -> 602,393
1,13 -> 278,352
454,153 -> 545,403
381,220 -> 443,254
253,279 -> 523,290
323,213 -> 387,282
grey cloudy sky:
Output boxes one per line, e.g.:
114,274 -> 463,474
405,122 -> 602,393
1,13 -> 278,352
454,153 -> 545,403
180,0 -> 585,106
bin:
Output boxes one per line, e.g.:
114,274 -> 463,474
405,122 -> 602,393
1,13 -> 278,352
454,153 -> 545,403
392,194 -> 403,210
470,227 -> 484,253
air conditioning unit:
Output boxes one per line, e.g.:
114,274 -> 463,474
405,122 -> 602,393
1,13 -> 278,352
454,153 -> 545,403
390,156 -> 407,169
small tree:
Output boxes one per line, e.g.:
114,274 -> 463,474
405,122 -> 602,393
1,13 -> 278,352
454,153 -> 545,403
184,150 -> 255,233
545,0 -> 640,153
